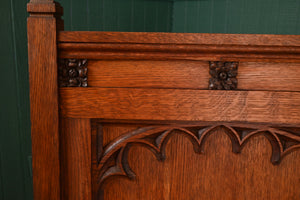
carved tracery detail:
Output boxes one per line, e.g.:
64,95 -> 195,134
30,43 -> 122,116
96,123 -> 300,187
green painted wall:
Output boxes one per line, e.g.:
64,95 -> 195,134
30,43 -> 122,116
0,0 -> 299,199
58,0 -> 173,32
172,0 -> 300,34
1,0 -> 32,199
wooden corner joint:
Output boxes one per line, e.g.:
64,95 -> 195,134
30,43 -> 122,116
58,59 -> 88,87
209,61 -> 239,90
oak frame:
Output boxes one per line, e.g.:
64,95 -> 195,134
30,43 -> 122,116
27,1 -> 300,200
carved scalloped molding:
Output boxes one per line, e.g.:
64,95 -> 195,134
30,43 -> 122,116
96,123 -> 300,187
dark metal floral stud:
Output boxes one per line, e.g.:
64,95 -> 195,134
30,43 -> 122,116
59,59 -> 88,87
208,61 -> 238,90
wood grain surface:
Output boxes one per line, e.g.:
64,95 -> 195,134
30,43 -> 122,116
60,118 -> 92,200
94,123 -> 300,200
58,44 -> 300,62
28,1 -> 300,200
58,32 -> 300,46
238,62 -> 300,91
88,61 -> 300,91
27,1 -> 61,199
58,32 -> 300,62
88,60 -> 209,89
93,122 -> 300,189
60,88 -> 300,124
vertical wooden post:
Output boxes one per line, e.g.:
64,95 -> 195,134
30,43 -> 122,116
27,1 -> 63,199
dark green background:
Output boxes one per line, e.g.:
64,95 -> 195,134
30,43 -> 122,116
1,0 -> 299,199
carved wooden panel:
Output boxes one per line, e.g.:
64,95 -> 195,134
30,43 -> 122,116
92,122 -> 300,200
28,2 -> 300,199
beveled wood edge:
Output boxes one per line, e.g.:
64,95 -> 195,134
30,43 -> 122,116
91,119 -> 300,128
58,53 -> 300,63
58,31 -> 300,47
58,33 -> 300,62
58,43 -> 300,53
27,1 -> 63,14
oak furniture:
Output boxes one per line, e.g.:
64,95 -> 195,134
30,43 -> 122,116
27,1 -> 300,199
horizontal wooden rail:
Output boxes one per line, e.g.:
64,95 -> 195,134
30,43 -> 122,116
58,32 -> 300,62
58,43 -> 300,54
59,52 -> 300,62
58,32 -> 300,46
87,60 -> 300,91
60,88 -> 300,124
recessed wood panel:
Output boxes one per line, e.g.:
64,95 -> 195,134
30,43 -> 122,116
93,124 -> 300,200
239,62 -> 300,91
88,60 -> 209,89
88,61 -> 300,91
